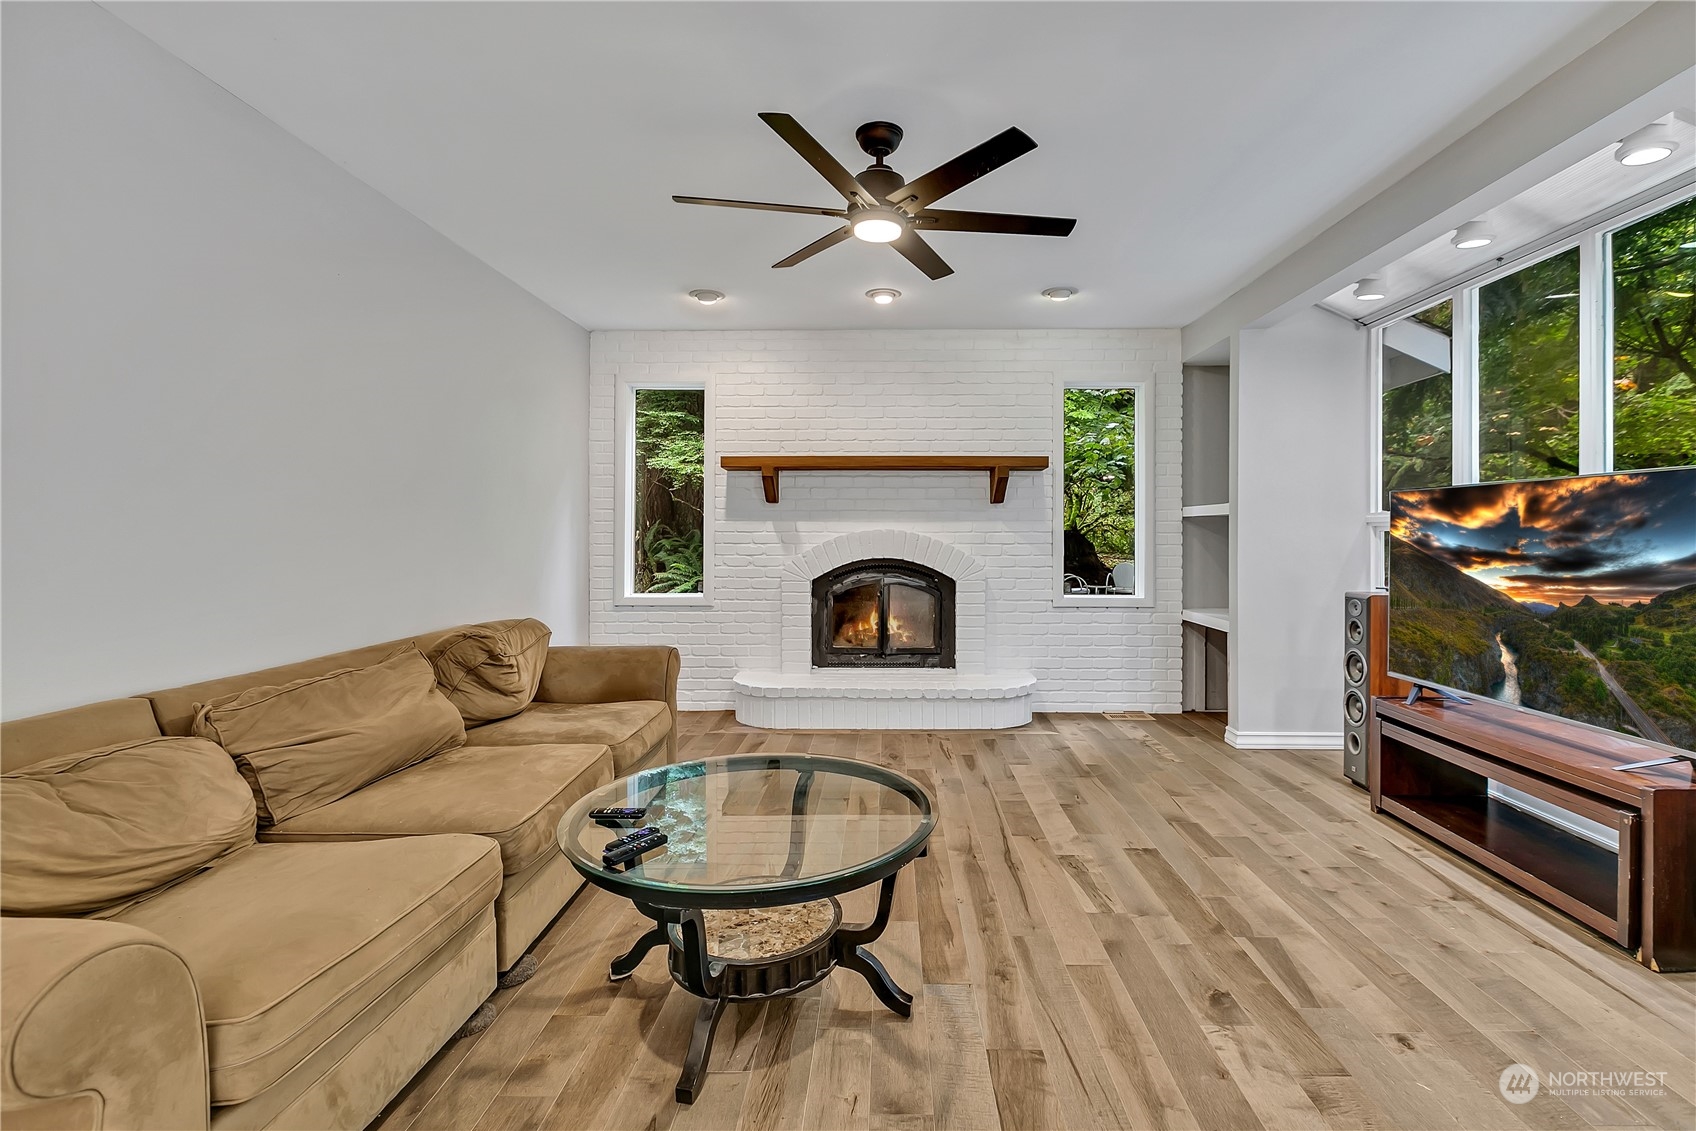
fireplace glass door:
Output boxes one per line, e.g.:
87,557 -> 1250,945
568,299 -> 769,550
812,560 -> 955,668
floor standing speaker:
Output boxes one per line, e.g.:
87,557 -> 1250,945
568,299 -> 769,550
1342,591 -> 1381,786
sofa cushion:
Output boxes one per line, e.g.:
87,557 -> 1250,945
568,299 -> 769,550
193,648 -> 465,824
110,836 -> 501,1106
466,701 -> 670,775
0,697 -> 161,773
1,737 -> 256,916
424,619 -> 551,724
259,743 -> 613,875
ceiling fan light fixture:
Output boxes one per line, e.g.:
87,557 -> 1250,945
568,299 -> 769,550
1042,287 -> 1077,301
866,288 -> 901,305
1354,276 -> 1387,301
1451,221 -> 1494,250
1615,123 -> 1678,166
688,289 -> 725,305
851,208 -> 905,243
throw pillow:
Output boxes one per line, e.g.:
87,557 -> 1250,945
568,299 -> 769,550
193,647 -> 465,824
2,736 -> 256,915
425,618 -> 552,724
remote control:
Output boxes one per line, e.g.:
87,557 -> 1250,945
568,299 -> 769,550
603,827 -> 659,852
589,806 -> 647,825
602,831 -> 668,867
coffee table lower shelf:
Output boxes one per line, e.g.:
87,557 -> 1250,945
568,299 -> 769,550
609,870 -> 914,1104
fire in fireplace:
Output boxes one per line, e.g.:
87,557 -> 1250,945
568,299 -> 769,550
812,559 -> 955,668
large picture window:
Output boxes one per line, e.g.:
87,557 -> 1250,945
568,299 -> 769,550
1478,247 -> 1581,482
1611,196 -> 1696,471
1372,188 -> 1696,509
627,386 -> 705,596
1380,300 -> 1454,509
1059,386 -> 1143,598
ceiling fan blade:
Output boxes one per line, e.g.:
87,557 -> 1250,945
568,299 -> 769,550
885,127 -> 1038,211
673,195 -> 847,218
773,227 -> 852,268
890,228 -> 954,280
758,112 -> 873,207
914,209 -> 1076,237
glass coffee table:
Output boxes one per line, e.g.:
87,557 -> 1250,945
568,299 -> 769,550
555,754 -> 935,1103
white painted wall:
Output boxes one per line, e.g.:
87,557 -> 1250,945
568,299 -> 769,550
587,329 -> 1184,713
1,3 -> 591,718
1228,307 -> 1376,747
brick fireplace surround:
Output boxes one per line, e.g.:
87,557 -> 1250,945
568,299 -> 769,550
588,328 -> 1183,727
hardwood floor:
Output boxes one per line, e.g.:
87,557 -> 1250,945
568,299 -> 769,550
375,713 -> 1696,1131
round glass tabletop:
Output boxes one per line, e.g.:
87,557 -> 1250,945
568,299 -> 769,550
556,754 -> 936,909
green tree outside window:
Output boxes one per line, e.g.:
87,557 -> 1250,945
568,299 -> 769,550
632,388 -> 705,594
1062,389 -> 1136,590
1479,247 -> 1582,482
1612,196 -> 1696,471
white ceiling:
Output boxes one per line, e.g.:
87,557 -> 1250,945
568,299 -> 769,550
106,0 -> 1633,331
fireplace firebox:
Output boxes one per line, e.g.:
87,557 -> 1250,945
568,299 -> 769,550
812,559 -> 955,669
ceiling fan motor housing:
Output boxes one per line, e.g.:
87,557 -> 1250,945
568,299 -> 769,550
854,165 -> 905,202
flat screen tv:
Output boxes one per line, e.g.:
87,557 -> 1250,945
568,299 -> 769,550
1388,466 -> 1696,753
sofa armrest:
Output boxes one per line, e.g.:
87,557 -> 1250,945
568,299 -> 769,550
537,646 -> 681,762
2,918 -> 208,1131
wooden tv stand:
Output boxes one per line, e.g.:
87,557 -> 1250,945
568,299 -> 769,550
1370,696 -> 1695,971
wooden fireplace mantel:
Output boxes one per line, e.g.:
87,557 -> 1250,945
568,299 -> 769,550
720,455 -> 1049,504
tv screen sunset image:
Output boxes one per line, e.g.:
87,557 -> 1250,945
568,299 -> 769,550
1388,467 -> 1696,750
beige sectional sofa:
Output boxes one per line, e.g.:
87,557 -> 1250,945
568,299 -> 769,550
0,625 -> 679,1131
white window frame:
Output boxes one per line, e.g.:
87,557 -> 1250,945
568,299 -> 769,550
615,375 -> 713,606
1054,378 -> 1151,607
1368,181 -> 1695,514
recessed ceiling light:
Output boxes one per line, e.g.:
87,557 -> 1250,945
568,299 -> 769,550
851,209 -> 905,244
1451,221 -> 1495,250
1615,123 -> 1678,166
1042,287 -> 1077,301
688,289 -> 724,305
1354,276 -> 1387,301
866,288 -> 901,305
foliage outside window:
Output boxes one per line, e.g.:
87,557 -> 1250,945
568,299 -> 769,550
1478,247 -> 1581,482
1381,300 -> 1454,509
1061,388 -> 1137,594
1611,196 -> 1696,471
631,388 -> 704,594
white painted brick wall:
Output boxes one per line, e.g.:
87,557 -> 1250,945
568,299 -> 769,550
588,329 -> 1183,713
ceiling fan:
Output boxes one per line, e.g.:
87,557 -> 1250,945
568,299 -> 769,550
673,113 -> 1076,280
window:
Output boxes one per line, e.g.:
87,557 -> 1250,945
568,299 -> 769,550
1059,386 -> 1143,598
1478,247 -> 1582,482
1373,188 -> 1696,514
1381,299 -> 1454,509
1610,196 -> 1696,471
626,386 -> 705,596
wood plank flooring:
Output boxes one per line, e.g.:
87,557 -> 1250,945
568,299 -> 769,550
375,713 -> 1696,1131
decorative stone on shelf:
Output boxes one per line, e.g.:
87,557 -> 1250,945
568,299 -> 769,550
720,455 -> 1049,503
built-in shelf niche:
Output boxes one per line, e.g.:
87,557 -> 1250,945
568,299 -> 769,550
1182,364 -> 1231,713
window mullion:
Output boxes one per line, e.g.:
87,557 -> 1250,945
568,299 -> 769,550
1452,288 -> 1480,484
1578,231 -> 1610,474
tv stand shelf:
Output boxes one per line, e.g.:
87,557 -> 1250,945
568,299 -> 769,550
1370,697 -> 1695,971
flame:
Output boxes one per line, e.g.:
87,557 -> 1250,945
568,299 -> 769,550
835,604 -> 878,648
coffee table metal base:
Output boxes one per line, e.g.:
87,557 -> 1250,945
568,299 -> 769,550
611,870 -> 912,1104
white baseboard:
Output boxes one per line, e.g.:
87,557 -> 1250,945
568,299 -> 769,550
1224,727 -> 1344,750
